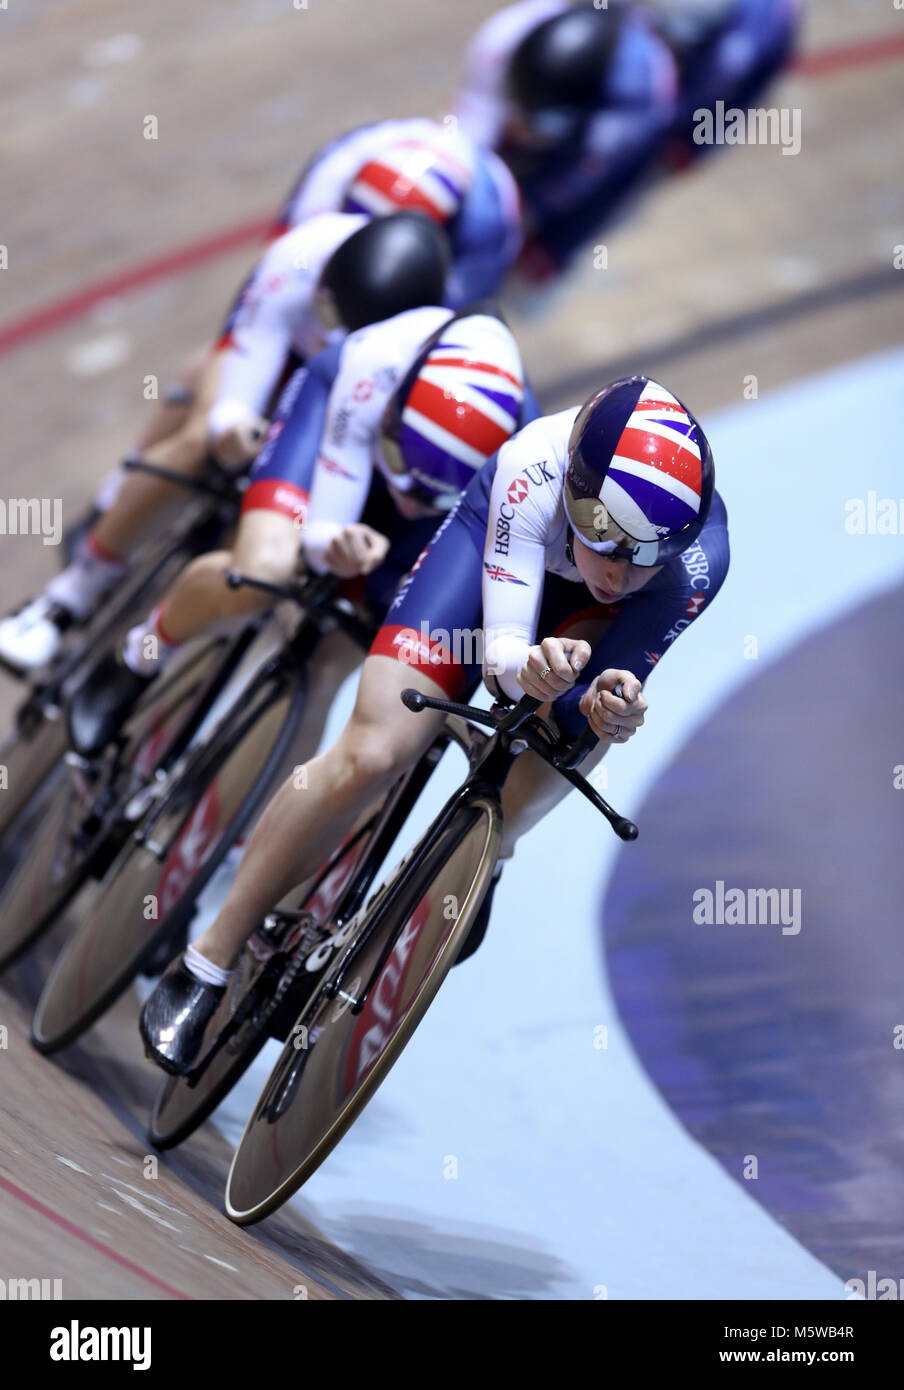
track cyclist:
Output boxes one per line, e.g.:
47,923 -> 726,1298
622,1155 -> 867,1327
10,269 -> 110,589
454,0 -> 799,283
140,373 -> 730,1074
454,1 -> 678,282
66,303 -> 535,758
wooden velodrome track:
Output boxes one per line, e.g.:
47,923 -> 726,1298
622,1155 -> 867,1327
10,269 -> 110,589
0,0 -> 902,1299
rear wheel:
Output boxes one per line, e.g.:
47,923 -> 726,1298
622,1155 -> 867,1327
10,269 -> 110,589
0,717 -> 67,858
31,663 -> 305,1054
0,635 -> 229,972
0,762 -> 95,971
225,795 -> 500,1225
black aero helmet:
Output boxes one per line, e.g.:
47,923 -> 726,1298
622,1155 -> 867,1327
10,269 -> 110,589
318,213 -> 451,333
507,4 -> 622,118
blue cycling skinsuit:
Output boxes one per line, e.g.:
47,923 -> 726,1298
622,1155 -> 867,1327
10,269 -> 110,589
370,406 -> 730,735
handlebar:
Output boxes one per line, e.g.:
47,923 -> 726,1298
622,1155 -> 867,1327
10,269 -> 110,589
122,453 -> 244,501
401,686 -> 638,842
224,568 -> 376,649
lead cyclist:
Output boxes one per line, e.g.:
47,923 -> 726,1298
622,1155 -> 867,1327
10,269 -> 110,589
140,374 -> 729,1074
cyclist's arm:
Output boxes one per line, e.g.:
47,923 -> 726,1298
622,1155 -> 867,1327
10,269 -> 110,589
208,231 -> 311,436
300,333 -> 395,572
481,423 -> 560,700
554,494 -> 731,736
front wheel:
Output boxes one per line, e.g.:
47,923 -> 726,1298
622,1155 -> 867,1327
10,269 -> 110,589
225,795 -> 501,1225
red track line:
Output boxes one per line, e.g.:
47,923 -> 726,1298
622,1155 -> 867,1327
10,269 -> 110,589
0,216 -> 271,357
792,31 -> 904,76
0,1172 -> 191,1300
0,32 -> 902,360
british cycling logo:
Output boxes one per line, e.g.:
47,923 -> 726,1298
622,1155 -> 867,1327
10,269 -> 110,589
484,562 -> 528,586
49,1321 -> 151,1371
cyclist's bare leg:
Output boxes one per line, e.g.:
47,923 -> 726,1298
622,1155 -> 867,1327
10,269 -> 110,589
151,509 -> 301,643
91,352 -> 226,557
192,656 -> 447,969
133,345 -> 217,452
277,627 -> 364,773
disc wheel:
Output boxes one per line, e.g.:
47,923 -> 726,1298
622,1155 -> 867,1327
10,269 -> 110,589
225,796 -> 500,1225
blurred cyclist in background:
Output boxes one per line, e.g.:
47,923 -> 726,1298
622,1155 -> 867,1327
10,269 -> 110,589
454,0 -> 800,283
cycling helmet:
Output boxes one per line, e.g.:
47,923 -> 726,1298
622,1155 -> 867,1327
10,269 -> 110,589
381,309 -> 525,509
507,5 -> 622,128
343,138 -> 473,224
564,376 -> 714,566
318,213 -> 450,333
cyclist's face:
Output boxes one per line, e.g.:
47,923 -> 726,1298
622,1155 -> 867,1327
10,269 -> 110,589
572,541 -> 662,603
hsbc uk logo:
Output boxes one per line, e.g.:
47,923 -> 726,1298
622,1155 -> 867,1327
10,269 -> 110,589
686,592 -> 705,617
506,461 -> 555,507
680,540 -> 710,589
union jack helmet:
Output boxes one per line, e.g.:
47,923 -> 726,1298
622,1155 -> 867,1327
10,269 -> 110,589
381,311 -> 525,509
564,376 -> 714,566
343,139 -> 474,224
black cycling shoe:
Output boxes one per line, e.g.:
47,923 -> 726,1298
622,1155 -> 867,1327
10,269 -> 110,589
454,865 -> 503,967
139,959 -> 226,1076
139,919 -> 190,981
67,647 -> 155,756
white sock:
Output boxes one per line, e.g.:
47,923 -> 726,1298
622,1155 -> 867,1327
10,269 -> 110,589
122,605 -> 180,677
93,469 -> 126,513
46,534 -> 127,620
184,943 -> 233,987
